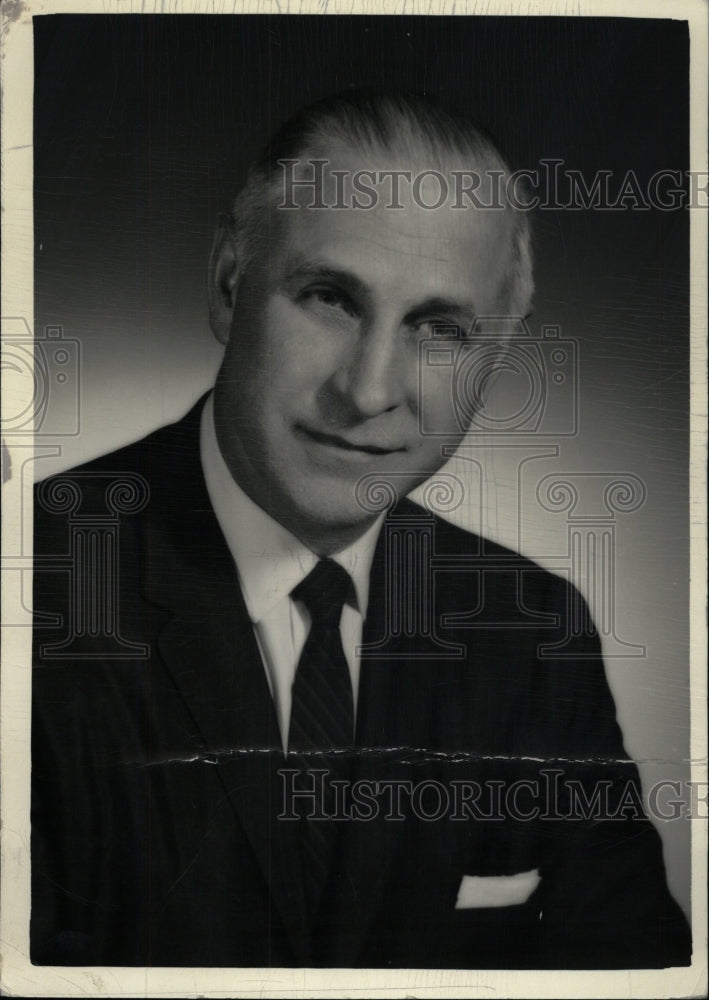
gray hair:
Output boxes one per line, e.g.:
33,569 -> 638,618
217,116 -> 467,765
230,91 -> 534,316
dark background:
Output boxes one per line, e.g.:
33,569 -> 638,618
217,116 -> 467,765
32,13 -> 691,917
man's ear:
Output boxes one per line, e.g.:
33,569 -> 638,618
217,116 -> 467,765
208,215 -> 241,346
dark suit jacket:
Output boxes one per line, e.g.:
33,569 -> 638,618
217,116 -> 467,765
31,400 -> 691,969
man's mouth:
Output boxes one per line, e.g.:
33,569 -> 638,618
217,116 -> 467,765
297,424 -> 405,456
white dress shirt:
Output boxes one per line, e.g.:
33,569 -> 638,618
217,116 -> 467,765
200,394 -> 384,752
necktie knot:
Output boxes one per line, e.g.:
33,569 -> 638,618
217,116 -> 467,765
292,559 -> 351,629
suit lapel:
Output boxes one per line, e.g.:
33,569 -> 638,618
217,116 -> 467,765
155,595 -> 311,964
141,401 -> 310,964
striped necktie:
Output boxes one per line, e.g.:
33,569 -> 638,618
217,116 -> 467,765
288,559 -> 354,925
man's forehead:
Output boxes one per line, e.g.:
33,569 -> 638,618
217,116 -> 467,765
276,183 -> 514,270
276,142 -> 516,250
278,206 -> 503,271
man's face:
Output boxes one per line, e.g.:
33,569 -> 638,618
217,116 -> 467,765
213,151 -> 516,551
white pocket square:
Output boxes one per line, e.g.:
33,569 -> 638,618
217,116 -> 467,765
454,869 -> 541,909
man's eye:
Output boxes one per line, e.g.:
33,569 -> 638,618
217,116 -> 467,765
409,319 -> 464,340
300,286 -> 358,317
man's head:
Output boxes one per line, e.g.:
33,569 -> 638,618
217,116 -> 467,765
209,91 -> 533,554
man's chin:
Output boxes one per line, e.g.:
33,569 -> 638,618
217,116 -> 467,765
292,494 -> 382,533
267,483 -> 391,553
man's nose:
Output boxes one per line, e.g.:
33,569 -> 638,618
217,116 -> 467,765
330,323 -> 407,419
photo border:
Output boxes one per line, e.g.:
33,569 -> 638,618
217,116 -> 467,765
1,1 -> 706,996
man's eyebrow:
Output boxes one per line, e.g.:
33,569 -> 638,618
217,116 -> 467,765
284,259 -> 477,326
283,260 -> 368,298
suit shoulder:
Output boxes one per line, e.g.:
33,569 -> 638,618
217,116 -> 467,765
33,432 -> 156,533
36,410 -> 195,483
39,437 -> 150,482
403,499 -> 563,578
396,499 -> 575,615
34,397 -> 205,513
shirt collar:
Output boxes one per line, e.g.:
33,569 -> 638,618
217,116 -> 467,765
200,393 -> 383,624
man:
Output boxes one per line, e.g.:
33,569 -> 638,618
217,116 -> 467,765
31,91 -> 691,969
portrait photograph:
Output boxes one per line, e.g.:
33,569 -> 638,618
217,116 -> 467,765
0,1 -> 706,997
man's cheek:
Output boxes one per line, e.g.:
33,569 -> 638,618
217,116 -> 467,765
269,317 -> 332,375
419,377 -> 466,437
